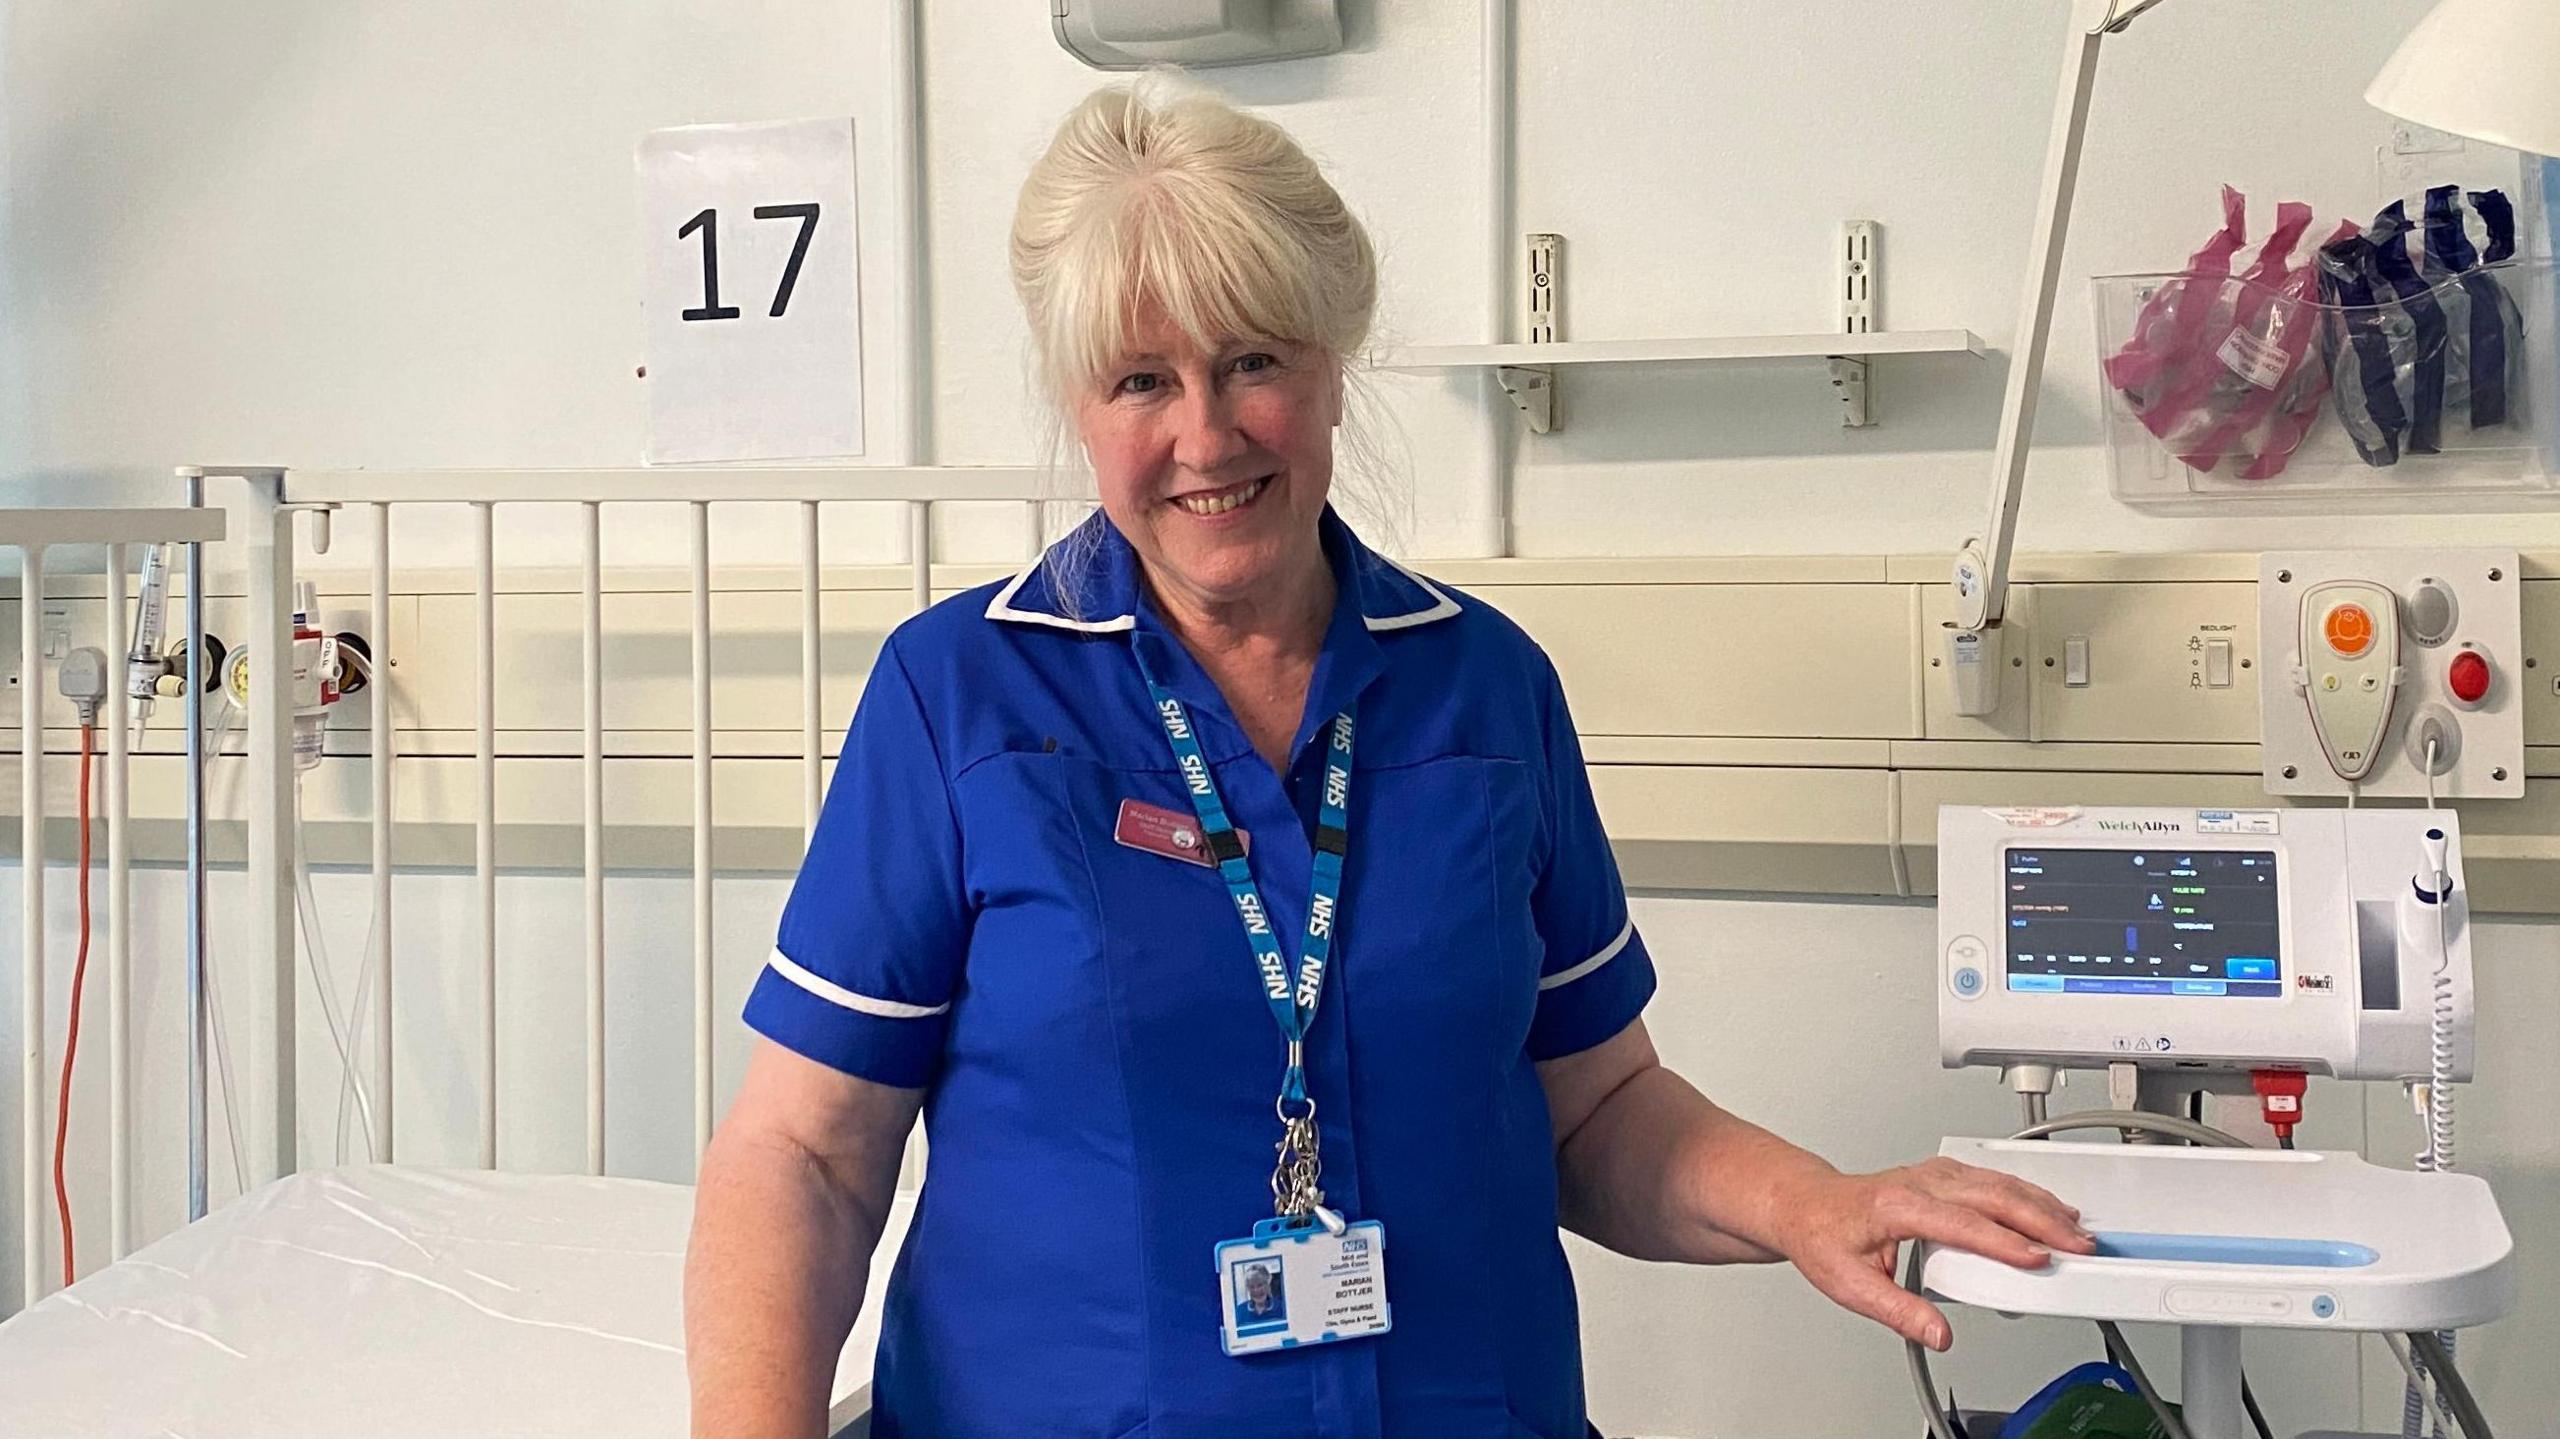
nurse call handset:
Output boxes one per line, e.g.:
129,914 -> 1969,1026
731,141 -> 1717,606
1937,805 -> 2472,1085
2292,578 -> 2402,782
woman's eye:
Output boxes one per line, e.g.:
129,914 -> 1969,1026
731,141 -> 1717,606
1233,352 -> 1278,375
1114,372 -> 1161,397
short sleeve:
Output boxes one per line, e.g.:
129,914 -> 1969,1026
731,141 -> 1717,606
1525,655 -> 1656,1061
743,638 -> 971,1088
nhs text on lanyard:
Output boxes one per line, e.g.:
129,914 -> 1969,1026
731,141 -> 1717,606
1135,664 -> 1392,1357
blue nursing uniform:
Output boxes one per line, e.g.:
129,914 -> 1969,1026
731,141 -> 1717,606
745,509 -> 1656,1439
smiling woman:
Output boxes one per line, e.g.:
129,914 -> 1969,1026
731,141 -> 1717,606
684,75 -> 2089,1439
1010,78 -> 1393,641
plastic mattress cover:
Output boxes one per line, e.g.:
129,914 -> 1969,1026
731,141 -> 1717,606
0,1164 -> 902,1437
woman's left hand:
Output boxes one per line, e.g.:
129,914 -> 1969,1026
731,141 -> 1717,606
1766,1157 -> 2096,1353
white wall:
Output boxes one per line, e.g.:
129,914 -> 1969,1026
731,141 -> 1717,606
6,1 -> 2558,1433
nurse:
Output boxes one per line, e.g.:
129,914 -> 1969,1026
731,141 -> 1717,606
686,79 -> 2092,1439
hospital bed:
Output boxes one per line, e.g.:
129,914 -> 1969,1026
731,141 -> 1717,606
0,1165 -> 910,1438
0,486 -> 1008,1436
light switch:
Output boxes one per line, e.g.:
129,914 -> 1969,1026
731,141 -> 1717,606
2206,638 -> 2233,688
2063,636 -> 2090,687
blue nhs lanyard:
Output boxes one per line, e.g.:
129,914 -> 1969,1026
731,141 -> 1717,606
1133,658 -> 1353,1108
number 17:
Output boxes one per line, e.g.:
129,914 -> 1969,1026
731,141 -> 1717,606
678,203 -> 822,321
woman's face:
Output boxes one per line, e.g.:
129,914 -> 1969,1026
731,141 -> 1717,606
1075,305 -> 1339,616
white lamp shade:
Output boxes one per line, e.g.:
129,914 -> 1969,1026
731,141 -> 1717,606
2367,0 -> 2560,158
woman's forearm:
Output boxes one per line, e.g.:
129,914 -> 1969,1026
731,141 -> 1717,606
685,1127 -> 885,1439
1554,1062 -> 1838,1266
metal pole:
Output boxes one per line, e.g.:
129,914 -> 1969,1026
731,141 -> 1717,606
581,502 -> 605,1177
690,503 -> 714,1161
2178,1326 -> 2245,1439
1476,0 -> 1516,559
907,502 -> 932,613
184,477 -> 208,1222
19,542 -> 48,1308
801,502 -> 822,840
368,505 -> 394,1161
474,503 -> 496,1170
105,543 -> 132,1257
243,476 -> 297,1184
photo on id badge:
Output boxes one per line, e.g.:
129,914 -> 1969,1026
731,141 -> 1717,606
1229,1257 -> 1289,1335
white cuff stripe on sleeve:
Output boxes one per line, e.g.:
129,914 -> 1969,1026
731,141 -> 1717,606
1537,918 -> 1635,992
767,949 -> 951,1019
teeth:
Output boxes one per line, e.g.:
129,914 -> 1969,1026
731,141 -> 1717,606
1177,477 -> 1268,516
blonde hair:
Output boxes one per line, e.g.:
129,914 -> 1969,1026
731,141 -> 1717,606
1009,77 -> 1406,604
1011,75 -> 1378,406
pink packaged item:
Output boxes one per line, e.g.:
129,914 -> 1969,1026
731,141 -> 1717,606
2228,221 -> 2361,479
2103,192 -> 2341,481
2152,200 -> 2313,467
2104,186 -> 2247,397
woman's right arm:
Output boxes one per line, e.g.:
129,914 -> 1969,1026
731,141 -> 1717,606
686,1038 -> 924,1439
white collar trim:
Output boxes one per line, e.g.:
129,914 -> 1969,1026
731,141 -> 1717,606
981,553 -> 1459,634
982,565 -> 1136,633
1362,556 -> 1462,631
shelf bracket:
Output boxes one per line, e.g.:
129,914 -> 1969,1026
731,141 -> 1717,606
1828,355 -> 1871,428
1496,364 -> 1556,434
1833,220 -> 1878,427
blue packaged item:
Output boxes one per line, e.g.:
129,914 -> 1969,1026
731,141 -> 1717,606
2318,230 -> 2407,466
2365,201 -> 2448,455
2421,186 -> 2499,429
2465,187 -> 2518,427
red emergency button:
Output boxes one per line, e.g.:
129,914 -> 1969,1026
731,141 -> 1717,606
2323,602 -> 2375,657
2448,649 -> 2491,707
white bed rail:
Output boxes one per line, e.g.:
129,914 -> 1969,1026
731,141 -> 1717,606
188,467 -> 1042,1208
4,505 -> 228,1312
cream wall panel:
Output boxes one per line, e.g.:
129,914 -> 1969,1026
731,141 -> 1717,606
2023,582 -> 2260,743
2524,580 -> 2559,747
1590,765 -> 1898,895
406,589 -> 922,740
1482,584 -> 1917,738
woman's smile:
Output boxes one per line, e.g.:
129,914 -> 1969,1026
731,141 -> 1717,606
1170,474 -> 1273,519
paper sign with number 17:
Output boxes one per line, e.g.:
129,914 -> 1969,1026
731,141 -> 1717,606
637,118 -> 863,464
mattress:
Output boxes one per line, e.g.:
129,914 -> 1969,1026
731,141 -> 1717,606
0,1164 -> 908,1438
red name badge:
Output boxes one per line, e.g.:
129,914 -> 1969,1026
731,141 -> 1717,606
1115,798 -> 1248,867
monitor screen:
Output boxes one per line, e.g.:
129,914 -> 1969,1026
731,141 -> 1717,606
2004,847 -> 2281,998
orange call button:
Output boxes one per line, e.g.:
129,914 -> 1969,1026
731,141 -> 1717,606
2323,602 -> 2376,657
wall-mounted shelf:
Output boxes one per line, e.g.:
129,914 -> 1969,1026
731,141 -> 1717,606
1372,328 -> 1987,432
1374,329 -> 1987,370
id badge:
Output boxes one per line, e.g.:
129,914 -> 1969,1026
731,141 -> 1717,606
1214,1217 -> 1391,1357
